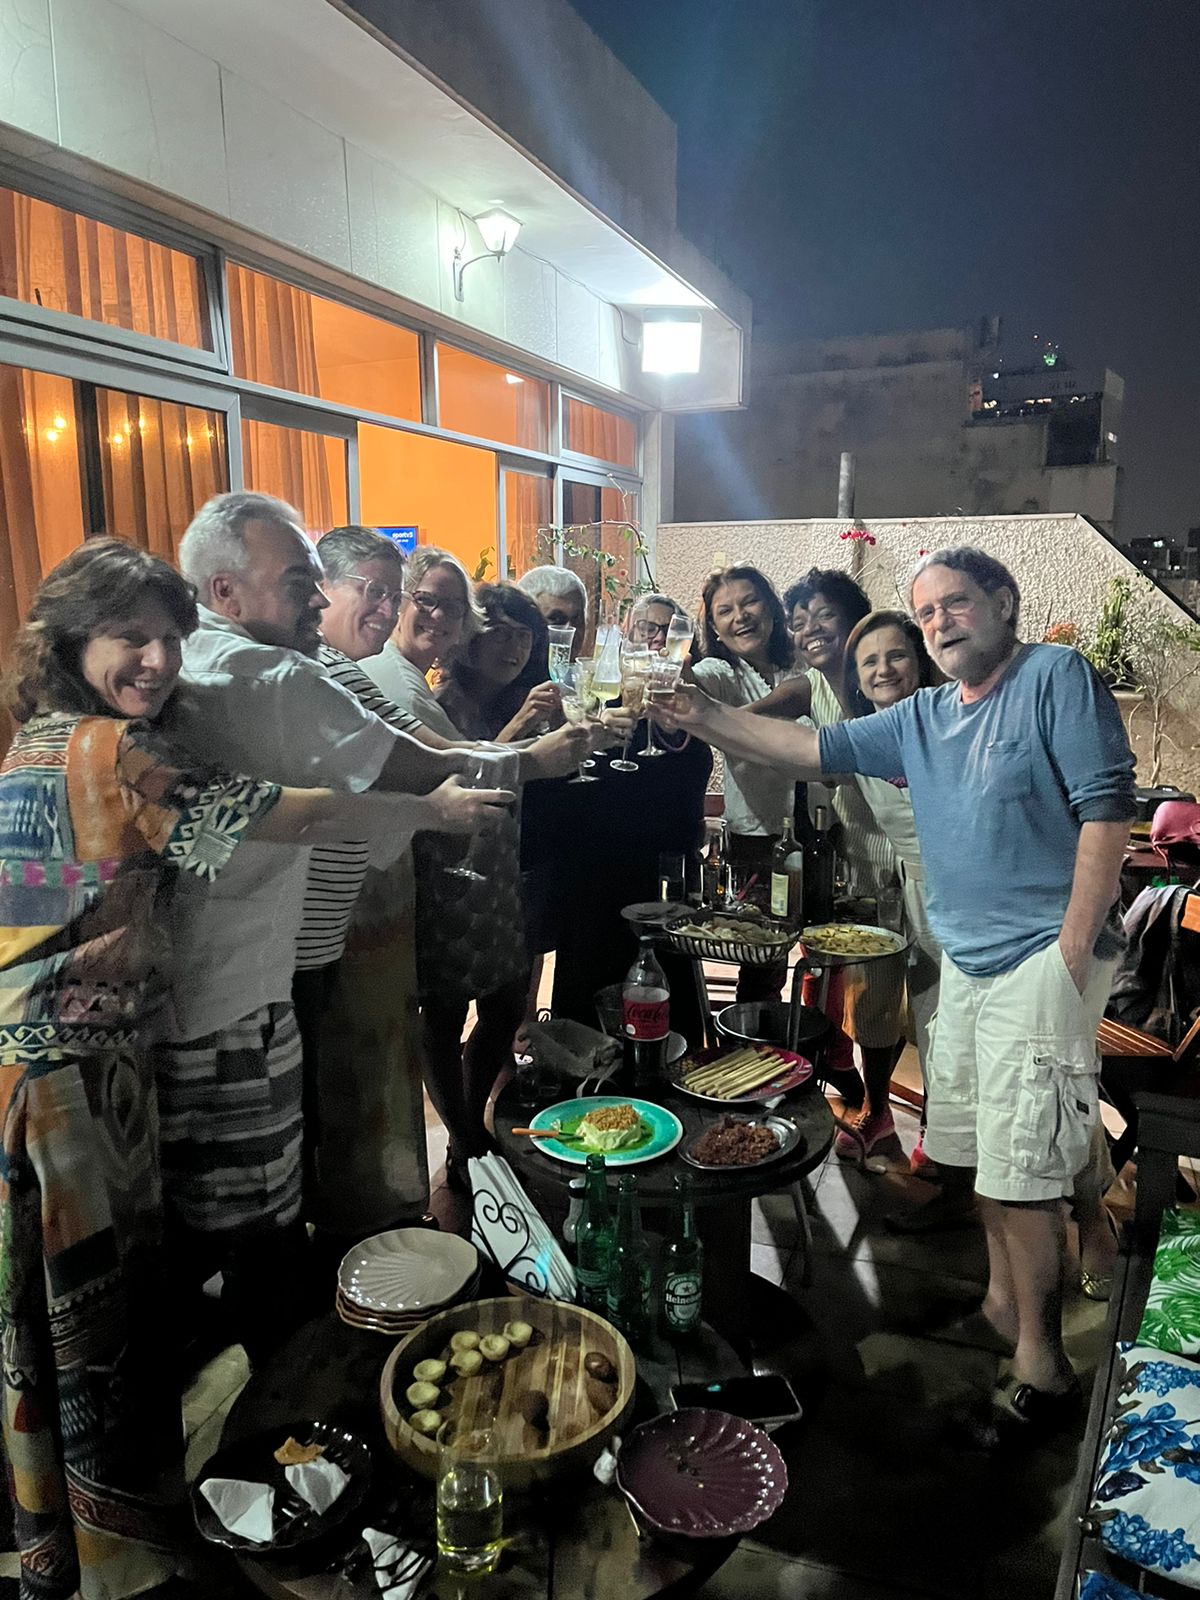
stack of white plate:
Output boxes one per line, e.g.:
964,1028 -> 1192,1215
335,1229 -> 481,1335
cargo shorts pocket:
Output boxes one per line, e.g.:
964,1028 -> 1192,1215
1011,1040 -> 1098,1184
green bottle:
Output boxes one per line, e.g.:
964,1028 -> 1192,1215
575,1154 -> 614,1312
607,1174 -> 651,1345
662,1171 -> 704,1337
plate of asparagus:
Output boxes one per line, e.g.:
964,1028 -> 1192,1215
669,1044 -> 814,1106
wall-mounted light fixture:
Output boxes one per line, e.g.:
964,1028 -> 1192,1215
453,207 -> 522,302
641,309 -> 703,375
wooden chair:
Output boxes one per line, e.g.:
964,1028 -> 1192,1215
1096,1012 -> 1200,1176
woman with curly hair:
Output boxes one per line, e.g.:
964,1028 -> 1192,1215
0,540 -> 457,1599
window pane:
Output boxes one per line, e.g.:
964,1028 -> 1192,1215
437,346 -> 550,452
562,478 -> 641,630
504,472 -> 551,578
97,391 -> 227,561
241,419 -> 348,532
359,423 -> 497,579
0,365 -> 85,658
564,396 -> 638,468
0,185 -> 211,349
227,264 -> 421,422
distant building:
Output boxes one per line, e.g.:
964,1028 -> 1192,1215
674,319 -> 1124,535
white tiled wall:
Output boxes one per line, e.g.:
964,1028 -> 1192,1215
0,0 -> 55,145
0,0 -> 636,398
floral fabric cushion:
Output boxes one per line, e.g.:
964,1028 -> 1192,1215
1080,1570 -> 1155,1600
1091,1343 -> 1200,1582
1140,1208 -> 1200,1356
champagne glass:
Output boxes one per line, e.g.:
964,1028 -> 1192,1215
611,645 -> 649,773
638,657 -> 680,758
665,612 -> 694,664
443,750 -> 517,881
561,659 -> 600,783
547,625 -> 575,686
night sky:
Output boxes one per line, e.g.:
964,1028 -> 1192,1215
568,0 -> 1199,543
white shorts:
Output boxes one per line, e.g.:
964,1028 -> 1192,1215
922,940 -> 1117,1203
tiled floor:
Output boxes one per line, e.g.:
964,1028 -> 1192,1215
180,994 -> 1146,1600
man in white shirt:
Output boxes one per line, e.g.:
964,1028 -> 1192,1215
160,492 -> 509,1360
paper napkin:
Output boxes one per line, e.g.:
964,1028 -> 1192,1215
200,1476 -> 275,1543
363,1527 -> 433,1599
285,1456 -> 349,1514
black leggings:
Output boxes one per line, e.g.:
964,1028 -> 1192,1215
421,976 -> 529,1162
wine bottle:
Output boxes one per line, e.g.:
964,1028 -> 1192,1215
770,814 -> 804,923
803,803 -> 837,923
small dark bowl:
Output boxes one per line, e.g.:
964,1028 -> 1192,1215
616,1408 -> 787,1538
192,1421 -> 371,1556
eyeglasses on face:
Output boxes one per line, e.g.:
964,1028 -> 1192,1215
914,594 -> 975,627
632,619 -> 670,642
407,589 -> 468,622
339,574 -> 405,609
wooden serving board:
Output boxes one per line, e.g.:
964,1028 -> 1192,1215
380,1295 -> 635,1487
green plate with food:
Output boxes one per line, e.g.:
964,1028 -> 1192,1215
527,1096 -> 683,1167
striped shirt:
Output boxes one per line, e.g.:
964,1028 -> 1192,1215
294,645 -> 424,971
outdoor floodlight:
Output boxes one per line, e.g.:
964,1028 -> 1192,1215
641,309 -> 703,375
453,208 -> 522,301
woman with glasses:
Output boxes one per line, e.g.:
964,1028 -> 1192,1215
627,592 -> 683,652
436,582 -> 560,741
363,550 -> 530,1180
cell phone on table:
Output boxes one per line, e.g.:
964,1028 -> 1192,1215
669,1374 -> 803,1430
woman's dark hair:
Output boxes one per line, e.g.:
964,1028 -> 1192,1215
698,565 -> 792,671
444,581 -> 549,735
843,609 -> 943,717
783,568 -> 872,631
7,538 -> 199,723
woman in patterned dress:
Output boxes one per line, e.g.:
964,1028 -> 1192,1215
0,539 -> 464,1600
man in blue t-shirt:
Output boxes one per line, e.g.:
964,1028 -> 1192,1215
656,547 -> 1136,1431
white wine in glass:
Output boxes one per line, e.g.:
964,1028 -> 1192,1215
665,613 -> 693,664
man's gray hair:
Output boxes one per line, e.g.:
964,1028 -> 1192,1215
910,546 -> 1021,631
179,491 -> 302,596
317,525 -> 404,585
517,564 -> 588,615
405,546 -> 484,639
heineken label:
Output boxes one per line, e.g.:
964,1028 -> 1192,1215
576,1265 -> 607,1309
664,1271 -> 702,1331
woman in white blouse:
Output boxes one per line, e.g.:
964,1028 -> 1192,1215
691,565 -> 802,1000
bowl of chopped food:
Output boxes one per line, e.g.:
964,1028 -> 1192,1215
663,909 -> 799,966
524,1096 -> 684,1166
680,1114 -> 800,1171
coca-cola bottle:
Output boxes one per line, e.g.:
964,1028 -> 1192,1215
622,934 -> 670,1088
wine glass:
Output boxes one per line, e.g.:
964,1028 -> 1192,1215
560,659 -> 600,784
443,750 -> 518,880
664,612 -> 694,664
610,645 -> 650,773
637,657 -> 680,758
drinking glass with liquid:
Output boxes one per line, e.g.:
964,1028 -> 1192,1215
436,1423 -> 503,1575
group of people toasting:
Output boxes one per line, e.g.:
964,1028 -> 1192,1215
0,494 -> 1134,1595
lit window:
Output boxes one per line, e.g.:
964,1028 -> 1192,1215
564,397 -> 638,468
0,184 -> 211,348
227,263 -> 421,422
436,346 -> 550,452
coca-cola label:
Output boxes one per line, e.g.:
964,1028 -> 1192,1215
623,997 -> 668,1040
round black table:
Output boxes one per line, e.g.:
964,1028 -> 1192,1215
216,1311 -> 742,1600
492,1077 -> 834,1352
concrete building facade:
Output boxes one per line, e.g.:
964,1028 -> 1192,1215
673,323 -> 1122,535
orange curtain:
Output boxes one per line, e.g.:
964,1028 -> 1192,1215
0,366 -> 85,661
0,186 -> 208,348
97,393 -> 226,562
228,266 -> 337,527
565,398 -> 637,469
506,473 -> 549,578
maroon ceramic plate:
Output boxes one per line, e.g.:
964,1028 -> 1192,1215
616,1408 -> 788,1538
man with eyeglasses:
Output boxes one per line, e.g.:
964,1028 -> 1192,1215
157,494 -> 525,1361
653,545 -> 1135,1440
